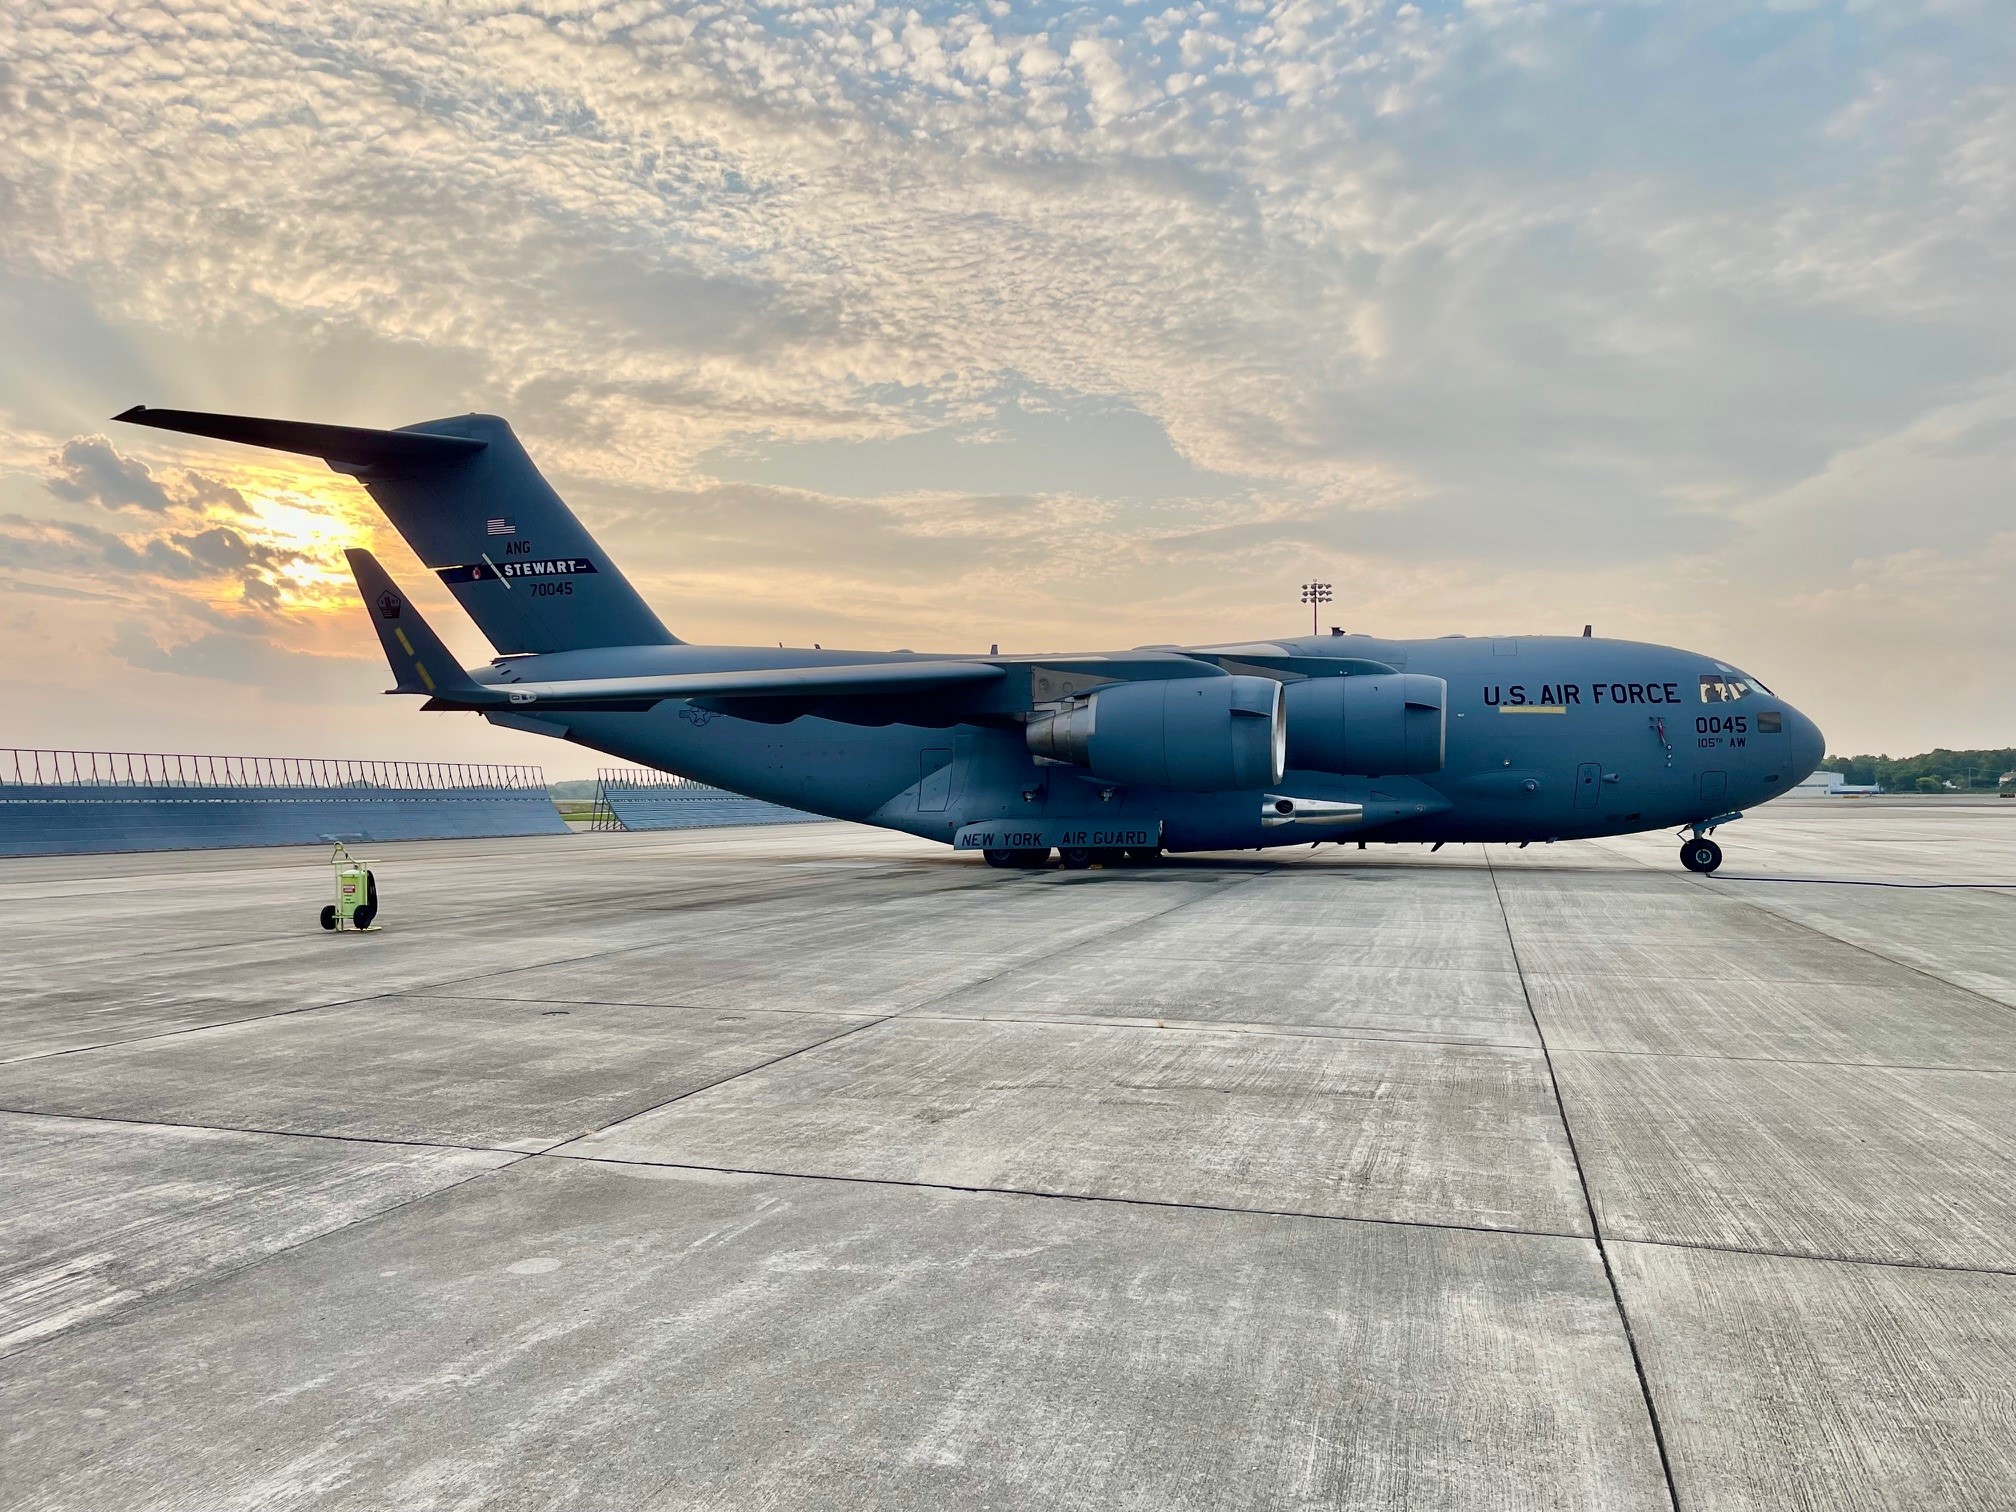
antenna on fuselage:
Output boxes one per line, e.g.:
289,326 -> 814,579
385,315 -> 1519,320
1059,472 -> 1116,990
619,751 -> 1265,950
1582,624 -> 1592,638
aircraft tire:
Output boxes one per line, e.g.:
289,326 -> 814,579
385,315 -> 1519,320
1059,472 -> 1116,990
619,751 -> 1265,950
1122,847 -> 1164,865
1680,838 -> 1723,874
1090,848 -> 1129,868
319,905 -> 337,931
982,848 -> 1016,868
1058,846 -> 1095,871
1010,848 -> 1052,868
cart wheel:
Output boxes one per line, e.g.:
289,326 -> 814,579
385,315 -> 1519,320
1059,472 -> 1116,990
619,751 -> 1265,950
352,902 -> 377,931
319,905 -> 337,931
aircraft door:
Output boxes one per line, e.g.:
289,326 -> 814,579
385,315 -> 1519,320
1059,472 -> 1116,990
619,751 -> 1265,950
1699,770 -> 1727,807
918,749 -> 953,811
1574,761 -> 1601,809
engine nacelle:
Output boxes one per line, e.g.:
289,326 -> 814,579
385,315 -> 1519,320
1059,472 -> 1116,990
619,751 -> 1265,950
1284,673 -> 1447,775
1026,675 -> 1285,792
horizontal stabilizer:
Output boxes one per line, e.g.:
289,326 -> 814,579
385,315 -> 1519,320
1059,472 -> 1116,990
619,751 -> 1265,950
489,660 -> 1005,711
344,549 -> 494,701
115,406 -> 486,469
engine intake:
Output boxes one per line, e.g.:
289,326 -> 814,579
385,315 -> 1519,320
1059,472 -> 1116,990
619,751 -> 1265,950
1026,675 -> 1285,791
1284,673 -> 1446,775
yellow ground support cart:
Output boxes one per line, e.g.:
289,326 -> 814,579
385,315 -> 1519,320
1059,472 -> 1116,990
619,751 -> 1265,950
319,841 -> 381,932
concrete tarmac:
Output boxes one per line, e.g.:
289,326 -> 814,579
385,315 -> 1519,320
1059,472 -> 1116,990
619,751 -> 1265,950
2,802 -> 2012,1510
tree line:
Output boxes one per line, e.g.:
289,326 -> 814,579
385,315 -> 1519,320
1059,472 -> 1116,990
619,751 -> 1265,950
1822,749 -> 2016,793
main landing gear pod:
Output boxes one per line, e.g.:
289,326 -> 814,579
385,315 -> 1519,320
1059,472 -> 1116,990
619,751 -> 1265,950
979,846 -> 1165,870
319,841 -> 382,931
981,847 -> 1051,869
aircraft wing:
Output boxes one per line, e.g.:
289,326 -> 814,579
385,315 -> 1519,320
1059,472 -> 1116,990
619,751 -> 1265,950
346,547 -> 1004,712
479,660 -> 1006,711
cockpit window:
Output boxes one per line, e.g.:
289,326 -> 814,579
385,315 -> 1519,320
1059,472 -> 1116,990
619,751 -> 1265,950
1700,674 -> 1755,703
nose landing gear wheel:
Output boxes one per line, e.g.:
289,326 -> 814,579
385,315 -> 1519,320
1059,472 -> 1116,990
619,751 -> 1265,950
1681,837 -> 1723,874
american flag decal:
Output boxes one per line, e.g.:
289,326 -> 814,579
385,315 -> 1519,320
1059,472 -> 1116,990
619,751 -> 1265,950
486,518 -> 516,536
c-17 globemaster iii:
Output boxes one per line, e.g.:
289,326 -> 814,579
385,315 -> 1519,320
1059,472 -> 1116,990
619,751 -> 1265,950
118,406 -> 1826,874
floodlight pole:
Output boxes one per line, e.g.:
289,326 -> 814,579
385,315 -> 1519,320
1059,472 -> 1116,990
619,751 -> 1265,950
1299,580 -> 1334,637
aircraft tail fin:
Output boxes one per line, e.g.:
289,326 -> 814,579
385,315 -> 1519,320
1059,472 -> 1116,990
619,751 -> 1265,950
118,407 -> 680,654
344,548 -> 493,703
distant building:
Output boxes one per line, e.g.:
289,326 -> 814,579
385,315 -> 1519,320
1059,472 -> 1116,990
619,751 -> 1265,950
1791,771 -> 1882,796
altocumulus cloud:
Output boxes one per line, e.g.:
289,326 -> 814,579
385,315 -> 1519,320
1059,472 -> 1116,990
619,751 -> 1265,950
45,436 -> 247,515
110,623 -> 373,701
0,0 -> 2010,751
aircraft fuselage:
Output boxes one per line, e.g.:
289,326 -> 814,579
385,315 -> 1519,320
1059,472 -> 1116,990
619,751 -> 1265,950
487,632 -> 1825,854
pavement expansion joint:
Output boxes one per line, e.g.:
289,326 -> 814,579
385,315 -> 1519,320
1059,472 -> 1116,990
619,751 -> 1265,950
1712,874 -> 2016,890
530,1148 -> 1599,1245
1487,849 -> 1686,1512
0,1102 -> 534,1158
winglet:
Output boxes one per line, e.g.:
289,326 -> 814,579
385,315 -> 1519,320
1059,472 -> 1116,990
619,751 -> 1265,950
344,549 -> 498,705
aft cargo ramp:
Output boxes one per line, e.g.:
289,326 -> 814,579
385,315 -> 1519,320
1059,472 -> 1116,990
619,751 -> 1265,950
0,749 -> 567,857
593,768 -> 821,831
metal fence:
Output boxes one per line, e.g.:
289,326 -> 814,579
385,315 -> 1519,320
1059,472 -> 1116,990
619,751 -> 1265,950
2,748 -> 545,791
591,768 -> 823,832
0,747 -> 566,857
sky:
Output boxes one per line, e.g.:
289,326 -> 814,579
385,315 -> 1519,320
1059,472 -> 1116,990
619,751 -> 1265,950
0,0 -> 2010,780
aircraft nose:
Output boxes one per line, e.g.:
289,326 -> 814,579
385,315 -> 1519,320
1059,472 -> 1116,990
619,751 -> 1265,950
1788,707 -> 1825,783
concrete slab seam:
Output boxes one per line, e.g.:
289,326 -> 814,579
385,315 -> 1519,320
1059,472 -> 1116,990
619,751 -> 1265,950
892,866 -> 1285,1018
394,994 -> 1541,1051
0,865 -> 982,1067
1486,850 -> 1685,1512
0,1103 -> 531,1158
1597,1232 -> 2016,1283
530,1148 -> 1598,1246
1707,881 -> 2016,1017
0,1150 -> 534,1364
1513,1044 -> 2016,1077
1711,876 -> 2016,891
898,1010 -> 1542,1052
549,1013 -> 899,1147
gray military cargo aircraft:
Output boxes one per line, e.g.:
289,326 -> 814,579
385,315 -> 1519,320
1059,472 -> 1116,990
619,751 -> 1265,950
118,406 -> 1825,874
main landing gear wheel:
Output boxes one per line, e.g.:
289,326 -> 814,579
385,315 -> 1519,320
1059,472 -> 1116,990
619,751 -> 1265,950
984,848 -> 1052,869
1680,837 -> 1724,874
1058,846 -> 1095,870
1122,847 -> 1164,865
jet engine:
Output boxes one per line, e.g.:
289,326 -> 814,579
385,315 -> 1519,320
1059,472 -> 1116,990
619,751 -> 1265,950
1026,675 -> 1285,791
1284,673 -> 1446,775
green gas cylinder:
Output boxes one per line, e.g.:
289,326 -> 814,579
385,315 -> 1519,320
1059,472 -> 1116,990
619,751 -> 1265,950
321,843 -> 380,931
